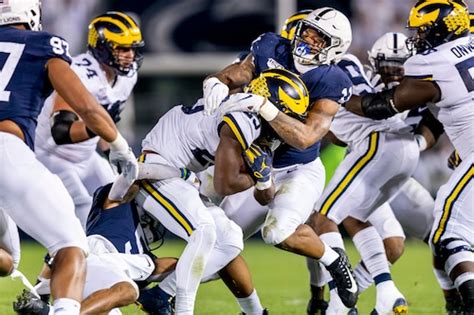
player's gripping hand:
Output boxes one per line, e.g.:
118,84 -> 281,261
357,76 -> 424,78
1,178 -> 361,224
218,93 -> 280,121
108,133 -> 139,183
243,143 -> 273,190
203,77 -> 229,115
366,68 -> 385,93
447,150 -> 462,170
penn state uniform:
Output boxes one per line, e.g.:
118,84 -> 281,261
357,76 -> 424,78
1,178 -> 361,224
314,54 -> 419,225
0,27 -> 87,256
220,33 -> 352,245
136,99 -> 253,314
405,37 -> 474,256
35,52 -> 137,227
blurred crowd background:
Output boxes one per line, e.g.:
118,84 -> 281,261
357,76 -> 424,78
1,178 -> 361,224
40,0 -> 465,198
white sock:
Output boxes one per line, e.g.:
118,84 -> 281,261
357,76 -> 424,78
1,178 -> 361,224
52,298 -> 80,315
433,268 -> 455,290
306,257 -> 328,287
237,289 -> 264,315
320,232 -> 345,249
318,241 -> 340,267
174,224 -> 216,315
354,261 -> 373,292
352,227 -> 390,279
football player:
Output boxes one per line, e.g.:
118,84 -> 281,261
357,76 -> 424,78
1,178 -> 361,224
129,70 -> 310,315
346,0 -> 474,313
35,11 -> 144,228
0,0 -> 137,314
0,211 -> 20,278
204,7 -> 359,308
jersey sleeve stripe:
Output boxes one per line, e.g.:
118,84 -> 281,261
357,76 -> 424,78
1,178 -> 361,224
431,165 -> 474,245
405,74 -> 433,81
140,180 -> 195,236
222,114 -> 249,150
318,132 -> 380,216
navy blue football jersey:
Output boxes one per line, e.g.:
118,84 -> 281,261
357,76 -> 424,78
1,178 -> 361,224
86,184 -> 148,255
250,32 -> 352,167
0,27 -> 71,149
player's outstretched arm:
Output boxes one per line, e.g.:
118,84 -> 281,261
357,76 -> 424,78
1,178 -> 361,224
47,57 -> 138,182
47,58 -> 117,142
345,78 -> 440,120
267,98 -> 340,150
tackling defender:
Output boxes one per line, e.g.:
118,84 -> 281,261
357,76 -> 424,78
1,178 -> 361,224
346,0 -> 474,313
0,0 -> 137,314
205,7 -> 359,308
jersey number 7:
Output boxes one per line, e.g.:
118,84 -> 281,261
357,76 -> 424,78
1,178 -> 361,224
0,43 -> 25,102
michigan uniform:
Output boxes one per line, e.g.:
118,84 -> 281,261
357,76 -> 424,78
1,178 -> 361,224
135,99 -> 256,314
404,36 -> 474,255
35,52 -> 137,227
315,54 -> 419,225
220,32 -> 352,245
0,27 -> 87,256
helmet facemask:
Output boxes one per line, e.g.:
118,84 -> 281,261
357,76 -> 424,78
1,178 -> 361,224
292,21 -> 336,66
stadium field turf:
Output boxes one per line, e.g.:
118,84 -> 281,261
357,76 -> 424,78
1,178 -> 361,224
0,240 -> 444,314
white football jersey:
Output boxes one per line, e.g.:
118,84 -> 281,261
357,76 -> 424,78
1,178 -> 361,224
35,52 -> 137,162
404,36 -> 474,159
142,98 -> 261,172
333,54 -> 410,147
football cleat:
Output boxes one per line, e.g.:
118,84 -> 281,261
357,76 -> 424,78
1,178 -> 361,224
370,297 -> 408,315
444,295 -> 464,315
136,286 -> 174,315
306,298 -> 328,315
325,248 -> 358,308
13,290 -> 50,315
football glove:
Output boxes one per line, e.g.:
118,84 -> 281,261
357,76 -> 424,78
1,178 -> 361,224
109,133 -> 139,184
447,150 -> 462,170
243,143 -> 273,190
217,93 -> 279,121
366,68 -> 385,93
203,77 -> 229,116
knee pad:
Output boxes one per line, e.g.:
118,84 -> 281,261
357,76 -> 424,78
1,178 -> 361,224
458,278 -> 474,310
193,222 -> 217,248
433,238 -> 474,275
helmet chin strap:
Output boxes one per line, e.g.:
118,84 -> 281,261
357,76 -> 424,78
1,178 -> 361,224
294,60 -> 318,74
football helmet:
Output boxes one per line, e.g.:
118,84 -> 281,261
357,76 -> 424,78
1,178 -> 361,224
368,32 -> 412,84
280,10 -> 312,41
406,0 -> 470,53
88,11 -> 145,76
0,0 -> 41,31
245,68 -> 309,118
292,7 -> 352,66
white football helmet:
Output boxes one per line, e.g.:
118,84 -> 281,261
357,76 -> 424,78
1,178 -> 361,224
292,7 -> 352,66
368,32 -> 411,71
0,0 -> 42,31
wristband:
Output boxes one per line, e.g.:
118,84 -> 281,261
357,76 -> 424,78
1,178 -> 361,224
414,134 -> 428,152
109,132 -> 128,151
259,99 -> 279,121
255,178 -> 272,190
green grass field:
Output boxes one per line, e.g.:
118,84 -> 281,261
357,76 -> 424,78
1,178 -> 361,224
0,240 -> 444,314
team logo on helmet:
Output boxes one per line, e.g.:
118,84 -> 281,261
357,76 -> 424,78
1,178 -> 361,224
245,69 -> 310,118
407,0 -> 470,53
88,11 -> 145,76
280,10 -> 312,41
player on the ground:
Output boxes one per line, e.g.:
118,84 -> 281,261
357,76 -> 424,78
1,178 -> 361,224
346,0 -> 474,312
205,7 -> 359,308
0,0 -> 137,314
35,11 -> 144,227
